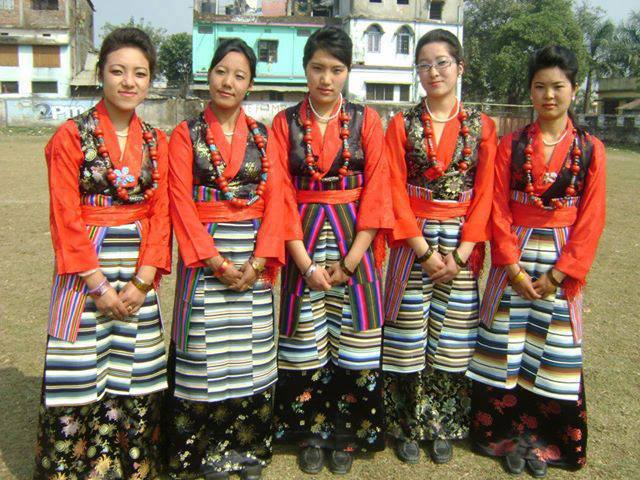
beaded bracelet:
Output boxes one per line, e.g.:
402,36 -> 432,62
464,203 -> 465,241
452,250 -> 468,268
416,247 -> 435,264
339,258 -> 355,277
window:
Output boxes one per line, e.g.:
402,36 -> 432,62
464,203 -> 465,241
365,24 -> 383,54
32,81 -> 58,93
198,25 -> 213,34
396,26 -> 412,55
397,0 -> 409,4
429,1 -> 444,20
369,0 -> 381,3
269,92 -> 284,101
0,0 -> 14,9
1,81 -> 19,93
32,45 -> 60,68
399,84 -> 410,101
366,83 -> 394,101
0,44 -> 19,66
200,0 -> 215,13
31,0 -> 58,10
257,40 -> 278,63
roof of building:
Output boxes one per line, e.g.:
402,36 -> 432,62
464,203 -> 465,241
194,14 -> 327,27
617,98 -> 640,112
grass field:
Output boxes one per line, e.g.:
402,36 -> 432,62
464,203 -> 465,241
0,132 -> 638,479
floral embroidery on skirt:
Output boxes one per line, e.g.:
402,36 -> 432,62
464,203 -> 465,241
470,382 -> 587,469
384,367 -> 472,442
274,363 -> 384,453
164,387 -> 274,478
33,392 -> 163,480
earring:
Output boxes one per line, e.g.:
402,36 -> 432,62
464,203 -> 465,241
245,91 -> 250,99
572,96 -> 576,101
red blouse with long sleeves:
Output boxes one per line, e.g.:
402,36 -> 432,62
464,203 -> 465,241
45,100 -> 171,275
491,120 -> 606,282
168,105 -> 285,268
386,107 -> 497,244
271,100 -> 394,241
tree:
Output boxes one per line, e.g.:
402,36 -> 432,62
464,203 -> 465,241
605,10 -> 640,78
575,1 -> 614,113
158,33 -> 193,97
463,0 -> 587,104
100,16 -> 167,49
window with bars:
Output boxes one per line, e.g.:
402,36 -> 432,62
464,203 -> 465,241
399,84 -> 410,101
0,44 -> 19,66
200,0 -> 215,13
32,80 -> 58,93
0,0 -> 15,10
396,28 -> 412,55
31,0 -> 58,10
32,45 -> 60,68
257,40 -> 278,63
429,1 -> 444,20
366,83 -> 394,101
365,25 -> 382,54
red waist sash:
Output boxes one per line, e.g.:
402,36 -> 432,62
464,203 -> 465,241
80,203 -> 150,226
195,199 -> 265,223
296,187 -> 363,204
510,201 -> 578,228
409,196 -> 470,220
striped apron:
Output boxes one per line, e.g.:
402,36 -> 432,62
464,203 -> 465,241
466,194 -> 584,401
44,222 -> 167,407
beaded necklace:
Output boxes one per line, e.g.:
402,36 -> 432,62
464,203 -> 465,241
301,98 -> 352,180
522,127 -> 582,210
204,114 -> 269,207
420,99 -> 472,181
92,110 -> 159,203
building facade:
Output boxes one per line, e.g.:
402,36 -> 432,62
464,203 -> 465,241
338,0 -> 463,103
192,0 -> 326,101
0,0 -> 94,98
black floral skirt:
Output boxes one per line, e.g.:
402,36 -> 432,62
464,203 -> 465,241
33,392 -> 164,480
164,388 -> 274,478
470,382 -> 587,469
384,367 -> 472,442
274,363 -> 385,453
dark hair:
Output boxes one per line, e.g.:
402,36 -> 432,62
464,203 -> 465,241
414,29 -> 463,65
527,45 -> 579,87
209,38 -> 257,81
97,27 -> 157,79
303,26 -> 352,70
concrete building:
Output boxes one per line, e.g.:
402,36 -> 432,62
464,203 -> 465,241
597,77 -> 640,114
0,0 -> 94,98
192,0 -> 326,102
338,0 -> 463,103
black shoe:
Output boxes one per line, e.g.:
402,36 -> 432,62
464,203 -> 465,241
526,458 -> 548,478
429,438 -> 452,464
204,471 -> 230,480
504,451 -> 525,475
298,446 -> 325,474
328,450 -> 353,475
395,440 -> 420,464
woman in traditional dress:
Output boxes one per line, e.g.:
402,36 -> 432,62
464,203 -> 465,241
272,26 -> 393,475
165,38 -> 284,480
34,28 -> 171,479
466,45 -> 606,478
381,29 -> 497,465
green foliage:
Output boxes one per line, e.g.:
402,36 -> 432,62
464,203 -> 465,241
158,33 -> 193,96
100,16 -> 168,49
463,0 -> 587,103
605,10 -> 640,78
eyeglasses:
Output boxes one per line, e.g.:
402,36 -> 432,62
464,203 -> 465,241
415,58 -> 455,72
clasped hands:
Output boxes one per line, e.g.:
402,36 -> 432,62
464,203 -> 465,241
303,260 -> 353,291
206,255 -> 264,292
507,263 -> 564,300
420,250 -> 462,284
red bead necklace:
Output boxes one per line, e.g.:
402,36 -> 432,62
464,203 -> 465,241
92,110 -> 159,203
302,99 -> 352,180
205,115 -> 270,208
421,100 -> 472,181
523,128 -> 582,209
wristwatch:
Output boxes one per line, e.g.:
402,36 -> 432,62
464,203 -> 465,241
250,256 -> 266,274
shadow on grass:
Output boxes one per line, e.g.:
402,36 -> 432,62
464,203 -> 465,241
0,367 -> 41,479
